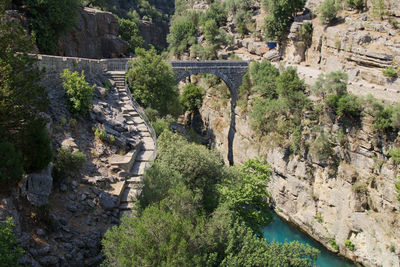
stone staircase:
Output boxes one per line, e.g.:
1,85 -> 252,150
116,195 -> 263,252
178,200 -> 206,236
105,71 -> 156,215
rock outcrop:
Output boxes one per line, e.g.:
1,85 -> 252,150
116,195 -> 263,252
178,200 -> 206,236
58,7 -> 128,59
199,91 -> 400,267
21,164 -> 53,206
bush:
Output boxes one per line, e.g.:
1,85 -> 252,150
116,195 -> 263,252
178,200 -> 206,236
126,47 -> 179,116
0,218 -> 24,265
297,22 -> 313,48
391,103 -> 400,129
319,0 -> 338,25
312,71 -> 348,99
374,106 -> 393,131
61,69 -> 95,116
329,238 -> 339,250
94,123 -> 107,141
346,0 -> 365,10
118,18 -> 144,53
344,239 -> 355,251
179,83 -> 205,112
382,66 -> 398,80
0,142 -> 24,184
309,132 -> 333,163
24,0 -> 79,54
249,60 -> 279,99
144,107 -> 159,123
53,146 -> 86,181
167,16 -> 196,58
389,18 -> 399,29
335,94 -> 362,118
388,148 -> 400,165
152,116 -> 174,136
395,178 -> 400,202
18,119 -> 52,173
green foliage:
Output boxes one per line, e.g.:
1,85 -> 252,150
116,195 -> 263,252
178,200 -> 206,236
203,19 -> 219,45
363,96 -> 394,131
382,66 -> 398,79
392,103 -> 400,130
314,214 -> 323,223
263,0 -> 306,41
388,148 -> 400,165
395,178 -> 400,202
52,146 -> 86,181
103,130 -> 320,266
309,132 -> 333,163
345,0 -> 365,10
219,158 -> 273,235
326,94 -> 362,118
152,115 -> 175,136
117,18 -> 144,53
352,183 -> 368,194
371,0 -> 386,19
144,107 -> 159,122
389,18 -> 399,29
249,60 -> 279,99
180,83 -> 205,112
297,22 -> 313,48
0,218 -> 24,266
167,16 -> 197,58
319,0 -> 339,25
200,1 -> 227,28
0,142 -> 24,184
311,71 -> 348,99
233,9 -> 254,36
344,239 -> 355,251
94,123 -> 107,141
61,69 -> 95,116
126,47 -> 179,115
329,238 -> 339,250
18,119 -> 52,172
24,0 -> 79,54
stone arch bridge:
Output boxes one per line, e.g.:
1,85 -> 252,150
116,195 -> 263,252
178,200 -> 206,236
169,60 -> 250,165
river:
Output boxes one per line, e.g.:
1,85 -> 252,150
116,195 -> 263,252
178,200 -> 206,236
263,213 -> 356,267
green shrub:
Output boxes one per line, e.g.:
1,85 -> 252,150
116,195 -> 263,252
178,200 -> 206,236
152,116 -> 175,136
0,218 -> 24,265
233,9 -> 254,36
346,0 -> 365,10
312,71 -> 348,99
389,17 -> 399,29
374,106 -> 393,131
118,18 -> 144,53
18,119 -> 52,172
319,0 -> 339,25
297,22 -> 313,48
167,16 -> 196,58
249,60 -> 279,99
53,146 -> 86,181
388,148 -> 400,165
0,142 -> 24,184
344,239 -> 355,251
126,47 -> 179,116
179,83 -> 205,112
94,123 -> 107,141
309,133 -> 333,163
61,69 -> 95,116
395,178 -> 400,202
352,183 -> 368,194
314,214 -> 323,223
24,0 -> 79,54
144,107 -> 159,123
329,238 -> 339,250
382,66 -> 398,79
336,94 -> 362,118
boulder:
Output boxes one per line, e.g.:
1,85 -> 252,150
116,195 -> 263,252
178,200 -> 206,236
21,163 -> 53,206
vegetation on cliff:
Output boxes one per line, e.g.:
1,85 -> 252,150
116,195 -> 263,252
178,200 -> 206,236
102,131 -> 319,266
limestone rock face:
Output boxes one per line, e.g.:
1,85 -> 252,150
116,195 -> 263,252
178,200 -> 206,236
22,163 -> 53,206
200,91 -> 400,267
139,20 -> 169,49
58,7 -> 128,59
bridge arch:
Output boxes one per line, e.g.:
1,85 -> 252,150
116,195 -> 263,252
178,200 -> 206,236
169,61 -> 249,166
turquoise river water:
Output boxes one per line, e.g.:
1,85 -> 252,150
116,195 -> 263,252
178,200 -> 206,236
262,213 -> 356,267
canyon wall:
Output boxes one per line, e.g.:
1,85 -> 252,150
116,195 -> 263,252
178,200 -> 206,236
200,92 -> 400,267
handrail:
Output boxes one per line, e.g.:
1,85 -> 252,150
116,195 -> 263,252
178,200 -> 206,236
123,72 -> 157,168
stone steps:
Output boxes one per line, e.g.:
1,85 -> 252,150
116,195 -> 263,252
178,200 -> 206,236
106,71 -> 156,215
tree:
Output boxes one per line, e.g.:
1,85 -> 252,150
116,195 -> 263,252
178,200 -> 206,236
319,0 -> 338,25
118,17 -> 144,53
61,69 -> 95,116
263,0 -> 306,41
0,142 -> 24,184
0,0 -> 52,176
311,71 -> 348,99
179,83 -> 205,112
203,19 -> 219,45
24,0 -> 80,54
219,158 -> 273,235
0,218 -> 24,266
249,60 -> 279,99
167,16 -> 196,58
126,47 -> 179,115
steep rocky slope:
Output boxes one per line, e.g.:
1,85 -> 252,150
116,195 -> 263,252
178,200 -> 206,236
199,86 -> 400,266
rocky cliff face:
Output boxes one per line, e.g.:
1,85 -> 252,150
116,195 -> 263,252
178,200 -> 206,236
139,20 -> 169,49
200,92 -> 400,267
58,7 -> 128,59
